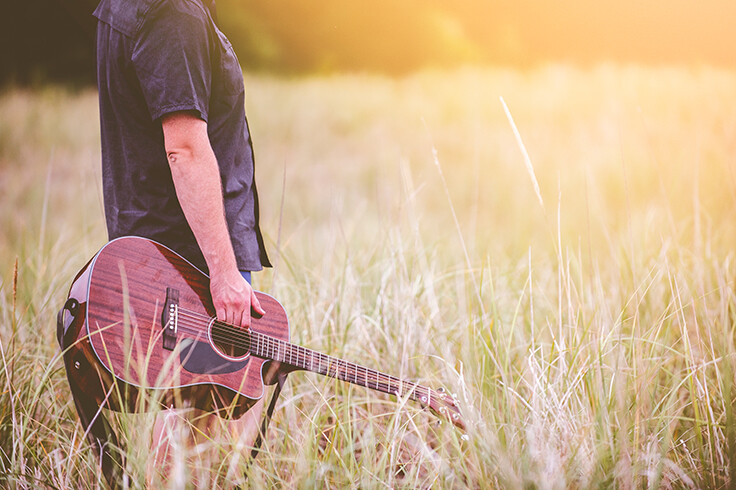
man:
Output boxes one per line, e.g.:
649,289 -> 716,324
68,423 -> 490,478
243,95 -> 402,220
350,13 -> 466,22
93,0 -> 271,481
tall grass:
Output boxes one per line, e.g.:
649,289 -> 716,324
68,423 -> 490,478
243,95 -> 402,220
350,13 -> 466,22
1,64 -> 736,488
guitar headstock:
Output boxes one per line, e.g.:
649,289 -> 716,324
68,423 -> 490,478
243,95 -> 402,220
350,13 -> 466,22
425,387 -> 466,431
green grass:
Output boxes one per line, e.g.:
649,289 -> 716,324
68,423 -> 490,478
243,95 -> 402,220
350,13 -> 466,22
2,64 -> 736,488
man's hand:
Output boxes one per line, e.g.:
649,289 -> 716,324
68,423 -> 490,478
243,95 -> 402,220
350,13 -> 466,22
209,268 -> 265,329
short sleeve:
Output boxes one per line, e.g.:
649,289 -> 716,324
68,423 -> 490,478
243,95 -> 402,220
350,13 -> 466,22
132,2 -> 212,122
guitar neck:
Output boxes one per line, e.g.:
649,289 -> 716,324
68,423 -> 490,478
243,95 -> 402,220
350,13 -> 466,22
207,319 -> 463,428
249,330 -> 432,404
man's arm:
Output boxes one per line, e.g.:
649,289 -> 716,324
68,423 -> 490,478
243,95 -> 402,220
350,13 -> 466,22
161,111 -> 265,328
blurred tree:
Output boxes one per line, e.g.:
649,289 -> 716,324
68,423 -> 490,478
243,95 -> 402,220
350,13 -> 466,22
0,0 -> 98,86
218,0 -> 481,73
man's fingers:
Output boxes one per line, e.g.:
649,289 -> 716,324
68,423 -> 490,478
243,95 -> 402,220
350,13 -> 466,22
240,297 -> 251,328
251,291 -> 266,317
234,310 -> 245,329
216,304 -> 249,328
215,305 -> 227,324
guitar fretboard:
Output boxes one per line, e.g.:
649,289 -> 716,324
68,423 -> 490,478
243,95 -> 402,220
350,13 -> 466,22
241,326 -> 432,405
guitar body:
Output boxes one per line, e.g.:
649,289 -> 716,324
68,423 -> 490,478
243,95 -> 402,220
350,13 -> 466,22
62,236 -> 290,418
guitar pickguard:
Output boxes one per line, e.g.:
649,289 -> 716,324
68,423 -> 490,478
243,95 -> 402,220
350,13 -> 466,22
179,338 -> 248,375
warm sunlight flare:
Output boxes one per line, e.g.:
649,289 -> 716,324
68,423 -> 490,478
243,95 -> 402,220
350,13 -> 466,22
218,0 -> 736,71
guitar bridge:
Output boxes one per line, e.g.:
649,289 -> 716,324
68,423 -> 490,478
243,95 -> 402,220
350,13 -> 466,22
162,287 -> 179,351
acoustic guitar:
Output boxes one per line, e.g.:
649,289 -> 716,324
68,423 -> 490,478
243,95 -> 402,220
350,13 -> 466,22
58,236 -> 464,430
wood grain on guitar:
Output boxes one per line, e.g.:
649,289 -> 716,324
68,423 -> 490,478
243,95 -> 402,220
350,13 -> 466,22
62,236 -> 466,430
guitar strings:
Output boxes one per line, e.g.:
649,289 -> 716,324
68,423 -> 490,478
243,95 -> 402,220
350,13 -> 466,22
176,309 -> 393,384
164,307 -> 433,401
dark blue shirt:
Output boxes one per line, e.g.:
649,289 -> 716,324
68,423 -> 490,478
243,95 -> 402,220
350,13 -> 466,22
94,0 -> 270,272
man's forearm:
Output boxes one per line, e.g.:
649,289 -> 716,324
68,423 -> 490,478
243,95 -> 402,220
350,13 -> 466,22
168,144 -> 238,275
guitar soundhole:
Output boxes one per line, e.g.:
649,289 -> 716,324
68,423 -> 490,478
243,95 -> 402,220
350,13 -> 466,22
208,318 -> 250,361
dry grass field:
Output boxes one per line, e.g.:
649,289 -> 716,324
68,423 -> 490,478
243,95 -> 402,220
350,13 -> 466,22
2,64 -> 736,488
